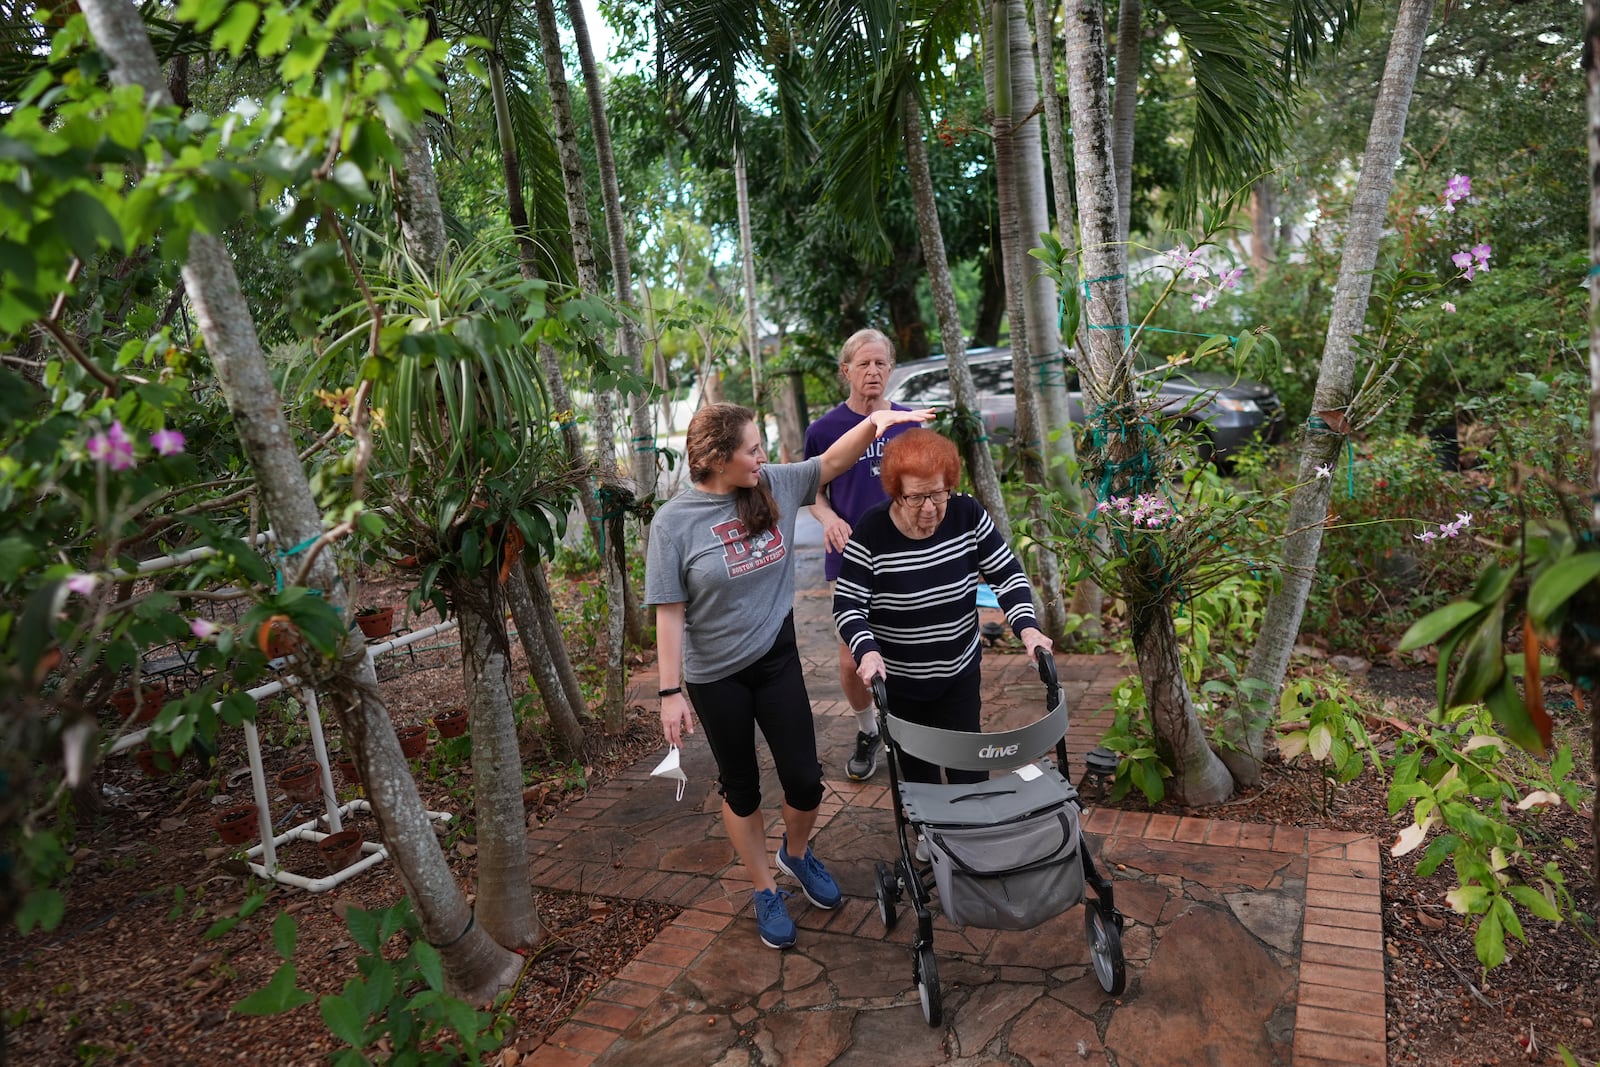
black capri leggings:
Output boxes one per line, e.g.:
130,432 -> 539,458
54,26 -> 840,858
887,668 -> 988,786
685,614 -> 824,818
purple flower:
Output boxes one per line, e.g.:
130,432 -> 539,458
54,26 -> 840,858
87,422 -> 136,471
190,618 -> 220,640
150,428 -> 186,456
1414,530 -> 1438,543
1470,243 -> 1491,269
1217,267 -> 1245,290
1191,291 -> 1215,311
1442,174 -> 1471,212
1441,302 -> 1457,313
65,573 -> 98,595
1451,250 -> 1476,281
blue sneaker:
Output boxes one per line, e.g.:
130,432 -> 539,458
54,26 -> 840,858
752,887 -> 797,949
776,834 -> 843,910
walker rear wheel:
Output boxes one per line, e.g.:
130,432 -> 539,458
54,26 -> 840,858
914,943 -> 942,1027
1085,903 -> 1127,995
874,860 -> 899,931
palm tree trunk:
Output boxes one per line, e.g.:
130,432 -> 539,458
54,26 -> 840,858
1033,0 -> 1105,639
79,0 -> 523,1003
506,561 -> 588,757
532,0 -> 628,730
1585,0 -> 1600,887
455,573 -> 543,950
990,0 -> 1069,637
1063,0 -> 1231,805
1111,0 -> 1141,247
1238,0 -> 1435,786
564,0 -> 659,568
902,95 -> 1014,545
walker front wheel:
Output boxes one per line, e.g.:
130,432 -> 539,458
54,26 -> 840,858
914,943 -> 942,1027
1085,903 -> 1127,995
874,860 -> 899,931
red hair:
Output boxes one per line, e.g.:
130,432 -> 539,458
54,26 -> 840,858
881,429 -> 961,498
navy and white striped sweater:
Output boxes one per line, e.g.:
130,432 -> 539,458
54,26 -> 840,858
832,493 -> 1039,701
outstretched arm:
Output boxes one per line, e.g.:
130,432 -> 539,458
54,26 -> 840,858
817,407 -> 933,486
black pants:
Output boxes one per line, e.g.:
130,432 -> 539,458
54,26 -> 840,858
887,668 -> 989,786
686,615 -> 824,818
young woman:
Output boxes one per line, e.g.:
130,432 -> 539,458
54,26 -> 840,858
646,401 -> 931,949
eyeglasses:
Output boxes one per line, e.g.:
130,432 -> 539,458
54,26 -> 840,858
900,490 -> 951,508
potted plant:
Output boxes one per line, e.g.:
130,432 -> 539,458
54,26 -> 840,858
396,723 -> 428,759
212,803 -> 260,846
432,706 -> 468,739
277,761 -> 322,803
108,682 -> 167,723
317,829 -> 365,874
356,605 -> 395,639
336,754 -> 361,786
136,745 -> 178,778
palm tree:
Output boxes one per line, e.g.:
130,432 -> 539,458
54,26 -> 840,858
78,0 -> 526,1001
1062,0 -> 1234,805
532,0 -> 630,731
1236,0 -> 1437,782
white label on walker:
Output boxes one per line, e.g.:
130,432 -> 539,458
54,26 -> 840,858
1013,763 -> 1043,781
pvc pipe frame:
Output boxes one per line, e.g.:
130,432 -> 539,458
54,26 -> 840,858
117,619 -> 461,893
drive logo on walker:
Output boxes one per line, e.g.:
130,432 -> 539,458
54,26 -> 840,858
711,518 -> 786,578
978,743 -> 1021,759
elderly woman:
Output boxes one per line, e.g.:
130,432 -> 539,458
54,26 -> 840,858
647,401 -> 930,950
832,429 -> 1052,796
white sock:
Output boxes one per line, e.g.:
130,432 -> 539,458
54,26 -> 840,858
854,707 -> 878,735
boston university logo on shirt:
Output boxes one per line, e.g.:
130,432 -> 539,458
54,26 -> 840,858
711,518 -> 786,578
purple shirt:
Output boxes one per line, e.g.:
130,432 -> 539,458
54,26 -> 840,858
803,401 -> 913,580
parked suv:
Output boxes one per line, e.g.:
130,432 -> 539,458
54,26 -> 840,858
885,347 -> 1285,465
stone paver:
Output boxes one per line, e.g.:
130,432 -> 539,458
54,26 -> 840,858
529,513 -> 1385,1066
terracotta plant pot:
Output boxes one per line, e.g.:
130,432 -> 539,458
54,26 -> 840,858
356,606 -> 395,640
212,803 -> 259,846
432,707 -> 468,739
336,758 -> 361,786
317,829 -> 365,874
277,761 -> 322,804
109,683 -> 167,723
396,724 -> 428,759
136,746 -> 178,778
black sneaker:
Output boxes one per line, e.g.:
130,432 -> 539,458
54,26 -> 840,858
846,730 -> 882,781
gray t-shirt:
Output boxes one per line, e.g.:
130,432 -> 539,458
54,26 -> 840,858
645,459 -> 822,682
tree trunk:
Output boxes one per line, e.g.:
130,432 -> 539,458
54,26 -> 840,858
506,561 -> 588,757
526,559 -> 591,721
455,573 -> 542,950
79,0 -> 523,1003
735,148 -> 763,408
1111,0 -> 1141,247
1033,0 -> 1104,640
1249,180 -> 1277,273
1063,0 -> 1231,805
1133,604 -> 1234,804
1238,0 -> 1435,786
991,0 -> 1069,638
902,95 -> 1014,545
565,0 -> 659,562
532,0 -> 628,729
1584,0 -> 1600,887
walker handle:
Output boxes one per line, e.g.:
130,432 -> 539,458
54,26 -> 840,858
1035,647 -> 1059,690
870,674 -> 888,712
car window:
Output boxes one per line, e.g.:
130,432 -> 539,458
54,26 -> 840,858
971,361 -> 1013,395
896,369 -> 951,405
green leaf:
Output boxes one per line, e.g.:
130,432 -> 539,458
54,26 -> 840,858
212,2 -> 260,56
272,910 -> 298,959
1473,908 -> 1507,969
319,993 -> 368,1045
233,963 -> 314,1015
329,160 -> 374,203
1397,599 -> 1489,653
1527,552 -> 1600,623
52,190 -> 123,259
1483,674 -> 1546,755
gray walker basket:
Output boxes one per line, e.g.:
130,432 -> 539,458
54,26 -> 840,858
871,651 -> 1127,1027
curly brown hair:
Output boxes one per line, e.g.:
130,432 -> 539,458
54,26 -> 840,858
685,403 -> 778,533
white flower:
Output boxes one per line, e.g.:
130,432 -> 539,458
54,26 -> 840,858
1314,464 -> 1332,480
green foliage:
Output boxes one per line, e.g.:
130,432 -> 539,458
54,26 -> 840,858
236,899 -> 512,1062
1386,702 -> 1594,973
1094,677 -> 1171,805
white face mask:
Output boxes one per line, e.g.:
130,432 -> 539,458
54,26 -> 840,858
650,745 -> 687,802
